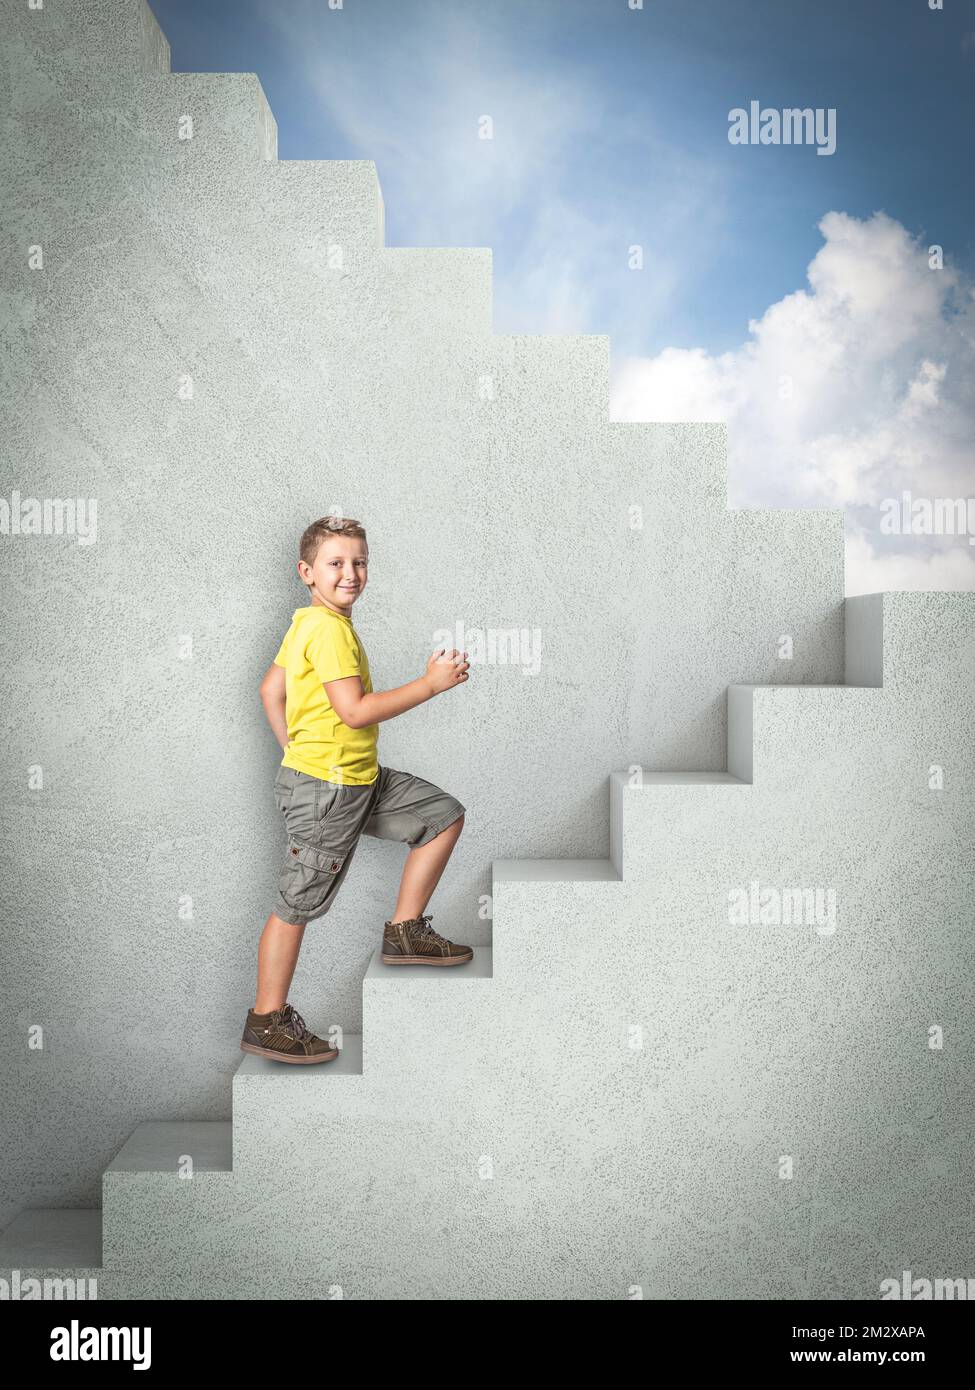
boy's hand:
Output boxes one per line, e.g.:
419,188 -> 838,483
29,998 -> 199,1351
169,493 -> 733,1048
424,648 -> 470,695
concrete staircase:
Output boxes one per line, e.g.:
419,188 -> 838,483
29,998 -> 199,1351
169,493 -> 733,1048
1,1 -> 973,1299
4,591 -> 974,1298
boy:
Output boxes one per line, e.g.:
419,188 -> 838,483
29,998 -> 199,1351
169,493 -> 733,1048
240,515 -> 471,1065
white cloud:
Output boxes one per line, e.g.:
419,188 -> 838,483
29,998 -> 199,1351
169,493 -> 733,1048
845,530 -> 975,595
612,211 -> 975,594
260,11 -> 974,597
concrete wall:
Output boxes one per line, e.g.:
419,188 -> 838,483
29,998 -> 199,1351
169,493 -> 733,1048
0,0 -> 850,1229
2,593 -> 971,1297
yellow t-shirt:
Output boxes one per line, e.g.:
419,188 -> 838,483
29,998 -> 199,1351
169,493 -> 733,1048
273,605 -> 379,785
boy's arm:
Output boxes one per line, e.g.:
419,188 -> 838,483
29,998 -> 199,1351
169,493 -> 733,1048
259,662 -> 289,749
325,648 -> 469,729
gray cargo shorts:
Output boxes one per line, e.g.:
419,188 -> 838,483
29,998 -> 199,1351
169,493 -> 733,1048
271,763 -> 466,926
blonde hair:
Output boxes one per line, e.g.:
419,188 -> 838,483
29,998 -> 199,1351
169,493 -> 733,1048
299,515 -> 368,567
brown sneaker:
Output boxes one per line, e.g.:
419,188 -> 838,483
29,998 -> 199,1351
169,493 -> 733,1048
381,913 -> 474,966
240,1002 -> 339,1064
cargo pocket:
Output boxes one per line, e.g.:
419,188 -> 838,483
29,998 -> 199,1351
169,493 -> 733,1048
273,766 -> 296,816
279,837 -> 345,917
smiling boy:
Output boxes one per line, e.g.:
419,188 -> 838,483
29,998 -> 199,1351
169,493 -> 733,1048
241,515 -> 471,1064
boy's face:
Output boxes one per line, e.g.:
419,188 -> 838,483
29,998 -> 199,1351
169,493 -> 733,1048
298,535 -> 369,614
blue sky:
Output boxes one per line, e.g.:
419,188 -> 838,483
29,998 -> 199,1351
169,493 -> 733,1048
148,0 -> 975,591
150,0 -> 974,354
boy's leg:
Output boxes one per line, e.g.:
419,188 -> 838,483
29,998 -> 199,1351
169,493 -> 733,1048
359,766 -> 469,962
391,812 -> 464,922
254,913 -> 306,1014
257,767 -> 368,1013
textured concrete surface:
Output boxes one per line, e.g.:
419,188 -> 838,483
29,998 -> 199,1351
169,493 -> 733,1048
1,0 -> 971,1299
3,595 -> 973,1300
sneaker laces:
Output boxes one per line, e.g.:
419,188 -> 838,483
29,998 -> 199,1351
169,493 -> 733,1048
276,1002 -> 308,1040
413,914 -> 450,945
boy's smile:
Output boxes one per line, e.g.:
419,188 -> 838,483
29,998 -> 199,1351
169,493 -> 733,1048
297,534 -> 369,617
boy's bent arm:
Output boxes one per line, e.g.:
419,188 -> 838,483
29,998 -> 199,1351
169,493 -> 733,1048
324,673 -> 434,729
259,662 -> 289,749
325,647 -> 470,729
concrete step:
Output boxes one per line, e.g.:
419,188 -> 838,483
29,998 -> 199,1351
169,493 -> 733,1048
3,69 -> 277,172
0,1207 -> 102,1275
104,1120 -> 233,1174
1,0 -> 172,75
492,858 -> 623,881
0,1126 -> 233,1282
233,1034 -> 363,1171
101,1121 -> 233,1275
1,156 -> 385,287
191,157 -> 387,255
727,682 -> 880,785
609,771 -> 750,877
361,945 -> 493,1073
